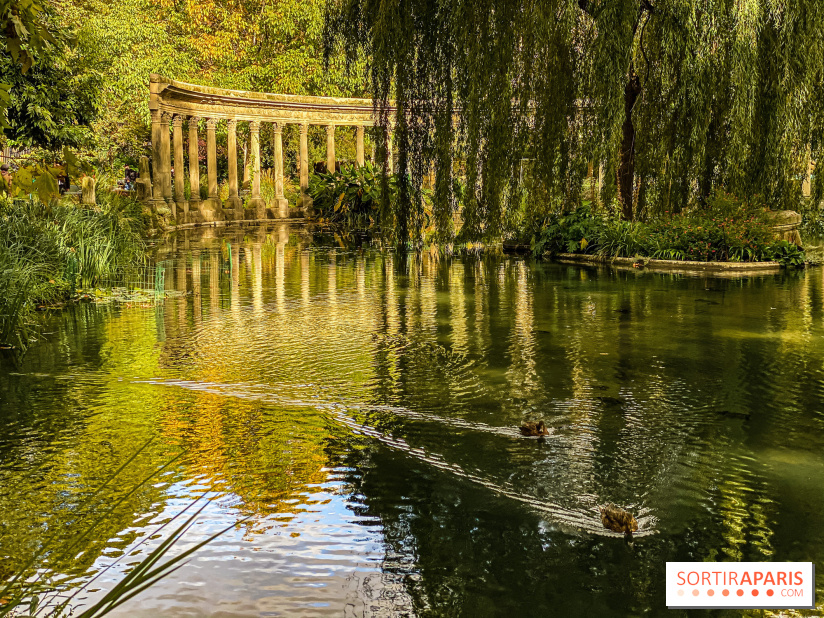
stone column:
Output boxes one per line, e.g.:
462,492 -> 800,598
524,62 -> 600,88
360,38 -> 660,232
202,118 -> 224,221
299,123 -> 312,214
356,125 -> 365,167
172,115 -> 186,220
160,111 -> 174,210
242,134 -> 251,192
326,124 -> 336,173
248,120 -> 265,218
272,122 -> 289,218
226,119 -> 243,216
149,109 -> 164,211
188,116 -> 201,213
386,127 -> 394,174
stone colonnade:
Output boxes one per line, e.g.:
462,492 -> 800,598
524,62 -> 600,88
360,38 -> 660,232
145,74 -> 395,225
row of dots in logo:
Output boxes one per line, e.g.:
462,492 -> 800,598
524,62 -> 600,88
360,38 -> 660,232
678,589 -> 776,597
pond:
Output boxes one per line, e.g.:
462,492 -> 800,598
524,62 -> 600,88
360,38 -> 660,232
2,223 -> 824,617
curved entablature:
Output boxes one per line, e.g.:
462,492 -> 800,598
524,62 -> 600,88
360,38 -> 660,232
150,74 -> 394,126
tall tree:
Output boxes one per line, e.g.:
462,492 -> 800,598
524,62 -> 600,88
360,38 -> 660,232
325,0 -> 824,241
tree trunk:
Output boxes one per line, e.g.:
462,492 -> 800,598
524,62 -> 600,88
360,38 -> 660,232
618,70 -> 642,220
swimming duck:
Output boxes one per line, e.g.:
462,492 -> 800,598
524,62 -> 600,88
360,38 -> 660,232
519,420 -> 550,436
599,503 -> 638,537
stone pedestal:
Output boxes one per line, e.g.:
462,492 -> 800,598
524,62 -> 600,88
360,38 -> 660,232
136,155 -> 153,204
81,176 -> 96,205
766,210 -> 803,247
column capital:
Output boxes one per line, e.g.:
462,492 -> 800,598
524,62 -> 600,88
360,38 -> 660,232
172,114 -> 184,128
326,124 -> 335,135
161,110 -> 173,122
151,109 -> 162,122
300,123 -> 309,135
188,116 -> 200,126
227,118 -> 237,130
272,122 -> 283,134
206,118 -> 218,130
249,120 -> 261,133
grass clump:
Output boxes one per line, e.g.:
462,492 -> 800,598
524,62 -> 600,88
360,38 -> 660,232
0,192 -> 147,351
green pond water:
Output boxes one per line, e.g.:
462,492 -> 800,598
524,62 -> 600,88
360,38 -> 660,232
2,223 -> 824,617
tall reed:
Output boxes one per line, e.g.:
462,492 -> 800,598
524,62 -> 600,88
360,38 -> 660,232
0,193 -> 147,351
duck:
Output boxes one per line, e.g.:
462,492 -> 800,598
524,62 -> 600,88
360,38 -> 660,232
519,420 -> 550,436
599,503 -> 638,538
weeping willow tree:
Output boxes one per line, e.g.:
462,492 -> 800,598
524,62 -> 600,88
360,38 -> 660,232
325,0 -> 824,243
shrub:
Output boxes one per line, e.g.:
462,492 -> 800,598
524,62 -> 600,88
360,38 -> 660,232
528,192 -> 800,264
530,205 -> 605,255
309,163 -> 395,227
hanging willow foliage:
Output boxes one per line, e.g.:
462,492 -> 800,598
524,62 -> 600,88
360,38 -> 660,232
324,0 -> 824,244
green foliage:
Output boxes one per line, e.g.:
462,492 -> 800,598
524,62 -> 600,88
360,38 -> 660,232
799,199 -> 824,239
0,31 -> 101,150
529,199 -> 801,265
769,239 -> 805,267
643,214 -> 774,262
530,205 -> 604,256
309,163 -> 396,227
0,0 -> 59,74
0,147 -> 95,203
326,0 -> 824,241
56,0 -> 366,171
0,0 -> 63,124
0,194 -> 146,351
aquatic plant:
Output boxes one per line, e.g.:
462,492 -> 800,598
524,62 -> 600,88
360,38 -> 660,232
0,194 -> 147,352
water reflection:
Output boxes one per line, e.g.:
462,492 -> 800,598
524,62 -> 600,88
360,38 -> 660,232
2,223 -> 824,616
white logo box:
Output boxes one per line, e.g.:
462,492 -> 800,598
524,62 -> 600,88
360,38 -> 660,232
666,562 -> 815,609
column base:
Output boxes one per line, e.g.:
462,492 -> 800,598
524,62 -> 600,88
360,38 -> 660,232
274,197 -> 289,218
201,197 -> 225,222
176,201 -> 186,222
247,197 -> 266,220
300,195 -> 314,217
225,195 -> 244,221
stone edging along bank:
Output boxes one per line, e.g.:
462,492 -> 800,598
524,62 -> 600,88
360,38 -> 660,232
164,218 -> 305,232
554,253 -> 782,275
